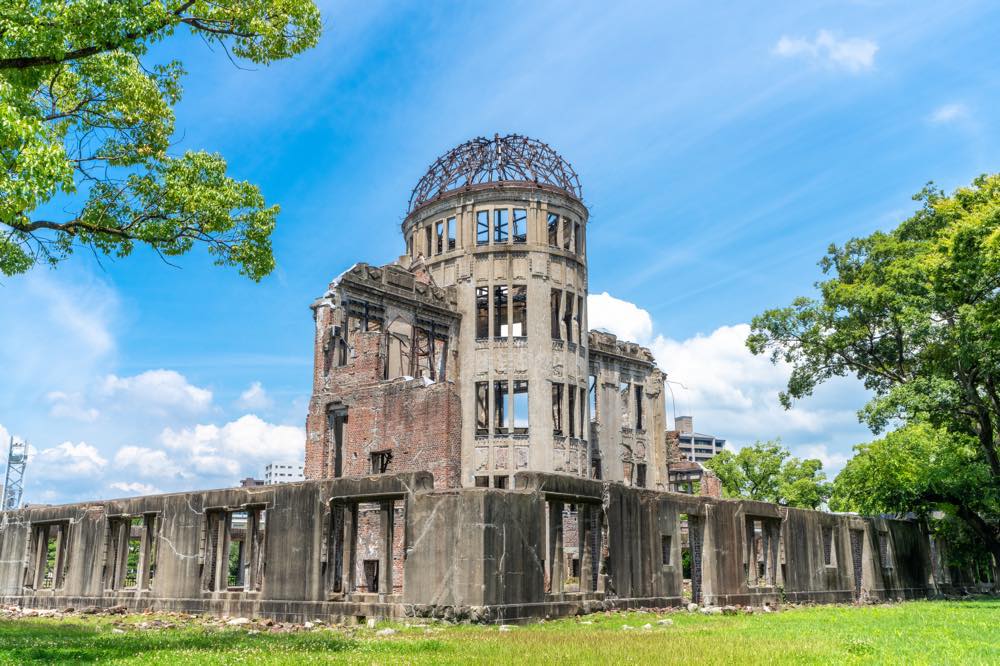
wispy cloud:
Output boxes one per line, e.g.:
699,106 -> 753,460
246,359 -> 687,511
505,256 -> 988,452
928,102 -> 969,125
774,30 -> 878,73
237,381 -> 273,410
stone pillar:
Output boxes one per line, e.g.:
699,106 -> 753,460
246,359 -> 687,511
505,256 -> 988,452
579,504 -> 594,593
548,500 -> 564,594
343,503 -> 357,593
379,500 -> 394,594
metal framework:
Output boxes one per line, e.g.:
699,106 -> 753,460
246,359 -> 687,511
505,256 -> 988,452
408,134 -> 582,213
2,436 -> 28,510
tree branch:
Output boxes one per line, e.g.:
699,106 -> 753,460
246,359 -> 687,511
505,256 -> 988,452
0,2 -> 196,70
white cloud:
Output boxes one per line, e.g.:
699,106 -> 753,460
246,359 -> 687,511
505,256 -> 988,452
100,370 -> 213,415
162,414 -> 304,474
237,381 -> 273,410
792,443 -> 851,471
109,481 -> 162,496
113,445 -> 185,479
30,441 -> 108,481
590,293 -> 871,475
774,30 -> 878,72
46,391 -> 100,422
587,292 -> 654,343
0,271 -> 118,407
928,103 -> 969,125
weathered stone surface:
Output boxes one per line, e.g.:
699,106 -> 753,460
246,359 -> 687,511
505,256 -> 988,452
0,471 -> 951,625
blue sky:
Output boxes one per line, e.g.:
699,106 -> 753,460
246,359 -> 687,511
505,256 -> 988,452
3,0 -> 999,503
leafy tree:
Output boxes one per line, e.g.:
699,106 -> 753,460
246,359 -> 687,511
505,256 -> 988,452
1,0 -> 322,279
704,439 -> 831,509
748,174 -> 1000,559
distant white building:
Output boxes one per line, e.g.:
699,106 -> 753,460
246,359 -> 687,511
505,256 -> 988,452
673,416 -> 726,464
264,461 -> 304,485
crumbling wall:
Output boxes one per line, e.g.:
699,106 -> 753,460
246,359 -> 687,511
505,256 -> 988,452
304,261 -> 463,488
0,472 -> 945,624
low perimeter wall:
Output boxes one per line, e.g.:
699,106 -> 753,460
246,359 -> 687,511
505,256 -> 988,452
0,472 -> 949,623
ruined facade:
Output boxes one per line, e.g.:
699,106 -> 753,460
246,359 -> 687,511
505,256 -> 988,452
0,473 -> 957,623
305,135 -> 664,490
0,135 -> 973,623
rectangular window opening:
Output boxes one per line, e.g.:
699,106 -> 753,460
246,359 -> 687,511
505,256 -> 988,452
477,210 -> 490,245
435,220 -> 444,254
576,295 -> 583,345
513,380 -> 529,435
494,285 -> 509,338
574,221 -> 583,254
370,450 -> 392,474
227,511 -> 248,590
34,523 -> 68,590
424,226 -> 432,257
494,208 -> 509,243
146,515 -> 160,586
363,559 -> 379,593
476,382 -> 489,436
512,208 -> 527,243
588,375 -> 597,423
552,383 -> 564,435
123,516 -> 143,589
475,476 -> 490,488
494,475 -> 509,489
563,292 -> 574,343
662,534 -> 672,565
494,380 -> 509,435
550,290 -> 562,340
635,384 -> 644,430
547,212 -> 559,247
568,386 -> 576,438
562,217 -> 572,251
579,387 -> 586,441
619,380 -> 631,426
447,216 -> 456,250
511,285 -> 527,337
476,287 -> 489,339
636,463 -> 647,488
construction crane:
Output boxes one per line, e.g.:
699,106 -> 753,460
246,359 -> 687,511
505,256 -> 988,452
2,436 -> 28,510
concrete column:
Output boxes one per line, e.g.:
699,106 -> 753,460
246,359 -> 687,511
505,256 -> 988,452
768,521 -> 781,587
596,511 -> 607,593
53,525 -> 66,588
32,527 -> 47,588
215,515 -> 229,591
379,500 -> 394,594
579,504 -> 594,593
547,500 -> 564,594
343,503 -> 357,593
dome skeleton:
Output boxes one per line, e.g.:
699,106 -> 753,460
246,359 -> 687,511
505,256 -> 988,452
407,134 -> 583,214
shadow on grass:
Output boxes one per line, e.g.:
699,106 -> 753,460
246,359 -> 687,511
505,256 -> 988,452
0,621 -> 360,664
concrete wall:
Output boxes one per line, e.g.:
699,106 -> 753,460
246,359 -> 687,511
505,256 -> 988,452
0,472 -> 947,623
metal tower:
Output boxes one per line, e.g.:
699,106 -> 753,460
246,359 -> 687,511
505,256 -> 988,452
2,436 -> 28,510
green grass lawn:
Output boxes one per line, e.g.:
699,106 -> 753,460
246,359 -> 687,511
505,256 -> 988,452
0,599 -> 997,665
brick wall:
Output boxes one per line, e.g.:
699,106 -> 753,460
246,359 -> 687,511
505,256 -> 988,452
353,501 -> 405,594
306,324 -> 463,489
699,471 -> 722,499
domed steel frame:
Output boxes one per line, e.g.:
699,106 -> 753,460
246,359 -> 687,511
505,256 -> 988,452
407,134 -> 582,213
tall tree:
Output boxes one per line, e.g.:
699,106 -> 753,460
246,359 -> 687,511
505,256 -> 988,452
703,439 -> 831,509
748,174 -> 1000,559
1,0 -> 322,279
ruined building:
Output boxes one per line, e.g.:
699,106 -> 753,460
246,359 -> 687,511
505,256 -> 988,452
304,135 -> 666,491
0,136 -> 963,623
